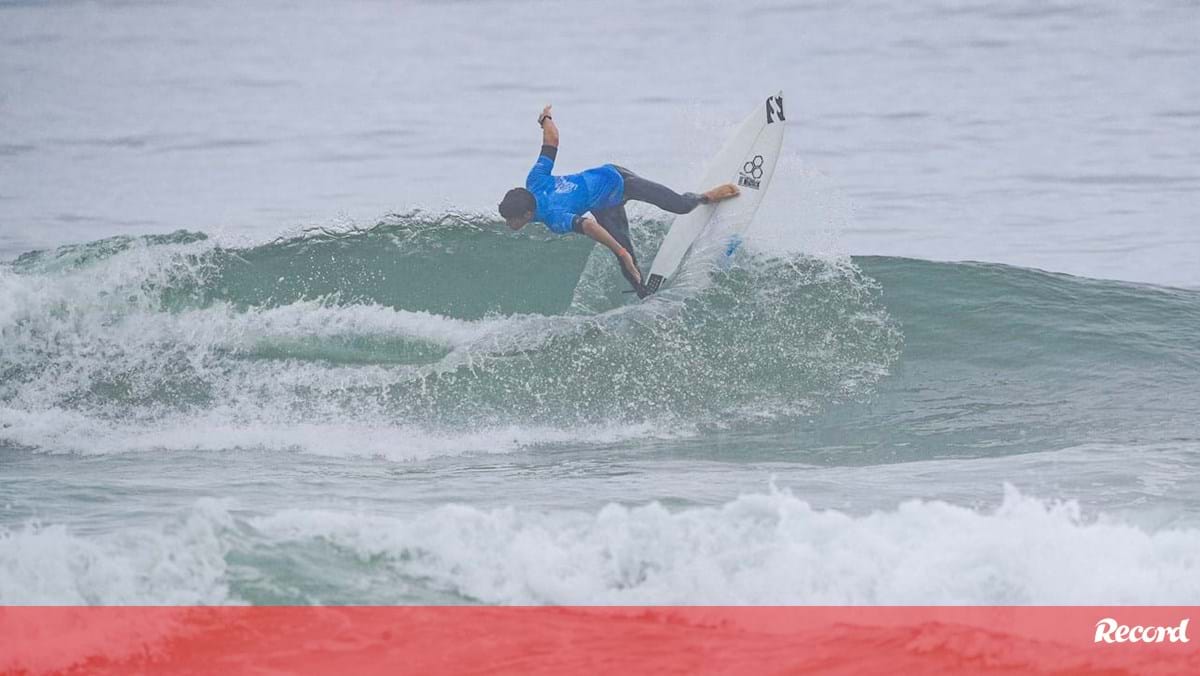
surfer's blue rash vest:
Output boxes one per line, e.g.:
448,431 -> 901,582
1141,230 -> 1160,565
525,146 -> 625,234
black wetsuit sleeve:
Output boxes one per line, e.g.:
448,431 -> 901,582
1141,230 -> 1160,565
539,144 -> 558,161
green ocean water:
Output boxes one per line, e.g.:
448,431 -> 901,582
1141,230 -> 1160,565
2,215 -> 1199,605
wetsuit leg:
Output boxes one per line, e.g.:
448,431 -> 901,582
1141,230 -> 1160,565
614,166 -> 704,214
592,203 -> 648,298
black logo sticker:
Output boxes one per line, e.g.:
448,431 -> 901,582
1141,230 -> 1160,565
766,95 -> 785,124
738,155 -> 765,189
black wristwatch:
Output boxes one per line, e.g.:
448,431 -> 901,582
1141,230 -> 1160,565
538,114 -> 552,127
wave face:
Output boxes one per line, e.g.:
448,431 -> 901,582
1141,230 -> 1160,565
3,213 -> 1198,461
811,255 -> 1200,463
0,214 -> 903,455
3,215 -> 1200,607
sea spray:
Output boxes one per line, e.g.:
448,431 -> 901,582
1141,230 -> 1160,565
1,215 -> 901,453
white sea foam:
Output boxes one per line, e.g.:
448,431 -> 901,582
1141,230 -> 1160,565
0,244 -> 695,456
0,234 -> 688,456
0,498 -> 233,605
247,485 -> 1200,605
0,405 -> 684,459
4,487 -> 1197,606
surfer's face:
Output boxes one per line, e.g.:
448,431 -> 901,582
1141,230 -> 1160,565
505,212 -> 533,230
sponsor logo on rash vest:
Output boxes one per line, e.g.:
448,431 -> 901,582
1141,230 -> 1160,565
1094,618 -> 1190,644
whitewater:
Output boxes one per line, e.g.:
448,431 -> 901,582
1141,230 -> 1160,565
2,0 -> 1199,607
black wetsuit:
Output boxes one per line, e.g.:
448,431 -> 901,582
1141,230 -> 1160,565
526,145 -> 706,298
584,166 -> 705,298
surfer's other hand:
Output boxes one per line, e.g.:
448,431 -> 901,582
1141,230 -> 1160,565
617,249 -> 642,285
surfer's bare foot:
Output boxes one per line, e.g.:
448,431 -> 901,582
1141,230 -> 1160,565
702,184 -> 740,203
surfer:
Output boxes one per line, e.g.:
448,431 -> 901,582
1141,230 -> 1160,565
499,105 -> 740,298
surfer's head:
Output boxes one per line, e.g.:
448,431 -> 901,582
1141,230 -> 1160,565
499,188 -> 536,230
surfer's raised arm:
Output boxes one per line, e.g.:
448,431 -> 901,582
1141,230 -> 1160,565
538,105 -> 558,148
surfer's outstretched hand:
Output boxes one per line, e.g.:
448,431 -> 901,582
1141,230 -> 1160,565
617,249 -> 642,286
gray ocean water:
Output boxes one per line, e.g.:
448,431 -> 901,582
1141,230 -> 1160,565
2,0 -> 1199,606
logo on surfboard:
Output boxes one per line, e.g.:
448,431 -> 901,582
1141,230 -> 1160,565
766,95 -> 785,124
738,155 -> 764,189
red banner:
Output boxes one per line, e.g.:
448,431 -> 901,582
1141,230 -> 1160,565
3,606 -> 1197,674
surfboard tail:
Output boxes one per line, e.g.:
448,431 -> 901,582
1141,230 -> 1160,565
645,274 -> 665,295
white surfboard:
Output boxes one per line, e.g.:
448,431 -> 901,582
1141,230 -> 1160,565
645,92 -> 787,294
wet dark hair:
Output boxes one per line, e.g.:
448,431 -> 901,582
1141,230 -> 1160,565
498,188 -> 535,219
